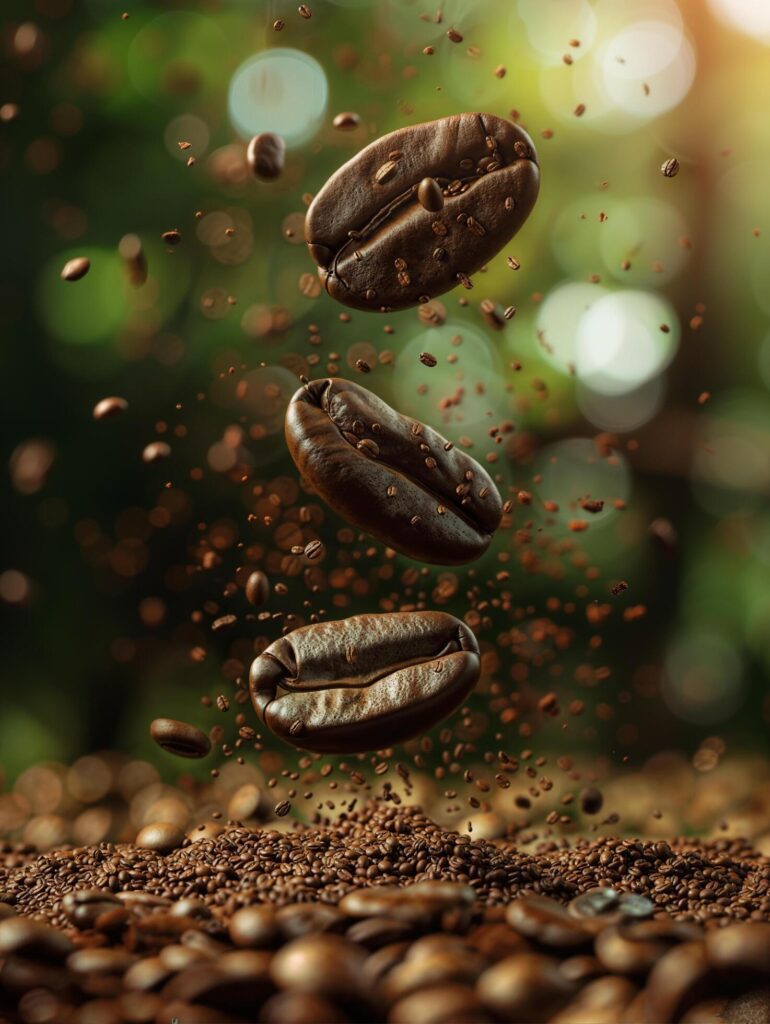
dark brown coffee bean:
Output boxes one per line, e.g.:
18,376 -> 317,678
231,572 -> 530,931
364,941 -> 412,986
333,112 -> 360,132
705,921 -> 770,975
305,113 -> 538,311
149,717 -> 211,758
67,947 -> 136,974
259,990 -> 350,1023
229,906 -> 279,949
0,917 -> 74,960
62,889 -> 122,930
270,934 -> 367,1002
93,396 -> 128,420
661,157 -> 680,177
61,256 -> 90,281
389,984 -> 492,1024
467,922 -> 529,962
340,882 -> 475,931
124,956 -> 172,992
383,947 -> 486,1002
245,570 -> 270,606
579,786 -> 604,815
162,957 -> 274,1011
141,441 -> 171,463
161,229 -> 181,245
419,351 -> 437,367
549,975 -> 638,1022
285,377 -> 502,563
134,822 -> 185,853
250,612 -> 480,753
596,919 -> 701,978
247,133 -> 286,181
477,952 -> 576,1023
346,917 -> 414,950
506,896 -> 591,949
417,177 -> 444,213
275,903 -> 347,940
644,940 -> 712,1023
567,887 -> 653,924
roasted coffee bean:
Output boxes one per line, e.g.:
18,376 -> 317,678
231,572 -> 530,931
550,975 -> 638,1023
162,958 -> 274,1011
227,782 -> 270,821
250,611 -> 479,753
506,896 -> 591,949
382,947 -> 486,1002
62,889 -> 122,930
92,396 -> 128,420
0,918 -> 74,960
477,952 -> 577,1023
134,822 -> 185,853
345,917 -> 414,950
363,941 -> 412,985
467,922 -> 530,962
270,934 -> 367,1002
595,920 -> 701,977
644,940 -> 713,1023
149,717 -> 211,758
247,133 -> 286,180
285,378 -> 502,563
275,903 -> 347,939
705,921 -> 770,975
333,112 -> 360,132
259,990 -> 350,1023
389,984 -> 492,1024
568,887 -> 654,925
305,113 -> 538,312
66,947 -> 136,974
245,570 -> 270,606
720,989 -> 770,1023
229,906 -> 279,949
123,955 -> 172,992
340,882 -> 475,932
661,156 -> 680,177
579,786 -> 604,815
60,256 -> 90,281
417,177 -> 444,213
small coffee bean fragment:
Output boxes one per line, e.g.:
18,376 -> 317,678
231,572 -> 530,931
417,177 -> 444,213
661,157 -> 680,177
142,441 -> 171,463
93,396 -> 128,420
60,256 -> 90,281
333,111 -> 360,131
150,718 -> 211,758
247,132 -> 286,180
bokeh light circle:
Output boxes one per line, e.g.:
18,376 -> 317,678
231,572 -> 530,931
664,633 -> 745,724
600,197 -> 690,286
228,49 -> 328,147
708,0 -> 770,45
517,0 -> 597,65
535,281 -> 608,375
577,375 -> 665,431
598,21 -> 696,119
575,290 -> 679,395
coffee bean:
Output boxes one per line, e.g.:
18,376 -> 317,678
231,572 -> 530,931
285,377 -> 502,563
227,782 -> 269,822
506,896 -> 591,949
345,917 -> 413,950
161,229 -> 181,245
340,882 -> 475,931
229,906 -> 279,949
644,940 -> 712,1022
249,611 -> 480,753
567,887 -> 653,924
549,975 -> 638,1022
134,822 -> 185,853
596,920 -> 701,977
705,921 -> 770,975
390,984 -> 492,1024
245,570 -> 270,606
62,889 -> 121,930
66,947 -> 136,974
270,934 -> 367,1002
383,947 -> 486,1002
419,352 -> 437,367
0,917 -> 74,959
259,991 -> 350,1023
661,157 -> 680,177
60,256 -> 90,281
417,177 -> 444,213
276,904 -> 347,940
333,112 -> 360,131
477,952 -> 576,1023
150,718 -> 211,758
141,441 -> 171,463
247,133 -> 286,181
305,113 -> 538,311
579,786 -> 604,815
92,396 -> 128,420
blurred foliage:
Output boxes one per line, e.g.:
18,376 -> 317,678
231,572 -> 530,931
1,0 -> 770,781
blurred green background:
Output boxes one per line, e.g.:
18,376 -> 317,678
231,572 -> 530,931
2,0 -> 770,783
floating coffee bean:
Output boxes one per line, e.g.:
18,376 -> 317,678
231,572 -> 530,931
92,396 -> 128,420
305,112 -> 538,311
333,111 -> 360,131
247,132 -> 286,180
149,717 -> 211,758
134,822 -> 185,853
60,256 -> 90,281
285,378 -> 502,563
245,570 -> 270,606
250,612 -> 480,753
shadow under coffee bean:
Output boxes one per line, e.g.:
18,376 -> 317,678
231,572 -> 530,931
249,611 -> 480,753
285,377 -> 503,564
305,112 -> 539,311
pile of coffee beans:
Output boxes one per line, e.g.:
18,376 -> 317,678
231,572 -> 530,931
1,834 -> 770,1022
